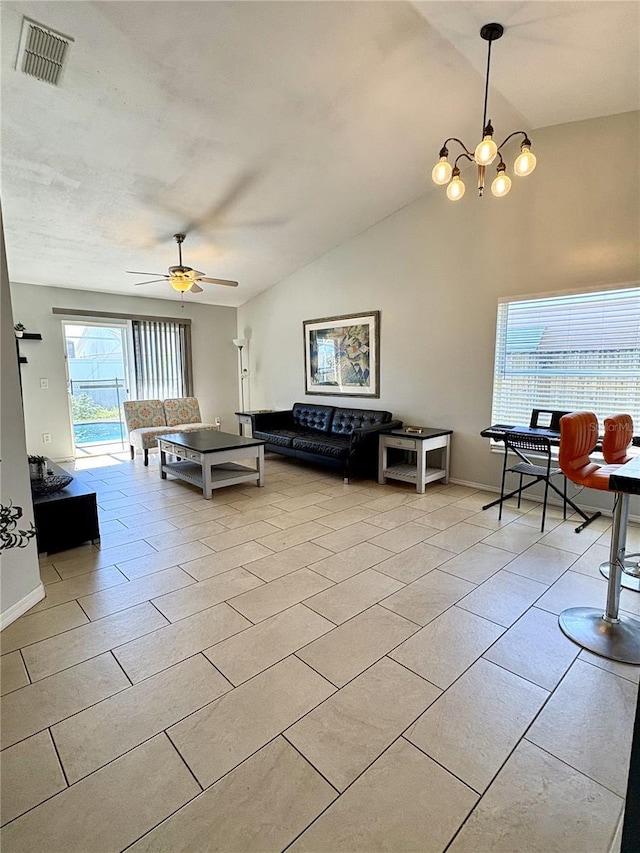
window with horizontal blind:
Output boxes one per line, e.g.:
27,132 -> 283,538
132,319 -> 192,400
491,286 -> 640,429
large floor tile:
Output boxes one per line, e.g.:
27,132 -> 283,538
0,735 -> 199,853
142,519 -> 228,551
256,521 -> 333,552
368,505 -> 429,530
368,522 -> 433,553
480,521 -> 545,554
52,655 -> 231,783
97,519 -> 178,550
448,739 -> 623,853
289,738 -> 477,852
266,504 -> 334,530
457,569 -> 548,627
22,602 -> 168,682
205,604 -> 334,684
437,542 -> 512,584
1,730 -> 66,826
116,540 -> 214,580
381,569 -> 475,626
200,520 -> 281,552
539,519 -> 606,554
297,605 -> 418,686
312,522 -> 385,553
375,542 -> 455,583
53,539 -> 156,577
484,606 -> 579,690
406,658 -> 548,793
503,542 -> 577,585
128,737 -> 336,853
79,566 -> 195,619
419,504 -> 477,530
527,659 -> 638,796
309,542 -> 392,582
152,567 -> 263,622
316,505 -> 379,530
287,657 -> 440,790
536,569 -> 640,617
0,651 -> 29,696
179,541 -> 274,581
29,567 -> 128,613
390,606 -> 504,689
229,568 -> 333,623
1,653 -> 129,749
113,602 -> 250,683
305,569 -> 404,624
421,521 -> 490,554
245,542 -> 332,581
0,601 -> 89,655
579,649 -> 640,684
168,656 -> 335,787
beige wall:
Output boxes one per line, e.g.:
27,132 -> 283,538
1,208 -> 43,627
10,284 -> 239,460
238,112 -> 640,511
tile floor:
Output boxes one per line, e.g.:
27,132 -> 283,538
1,451 -> 639,852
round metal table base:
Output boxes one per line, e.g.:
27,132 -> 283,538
559,607 -> 640,664
600,560 -> 640,591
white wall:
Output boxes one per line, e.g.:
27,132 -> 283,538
1,207 -> 43,628
10,284 -> 239,460
238,112 -> 640,512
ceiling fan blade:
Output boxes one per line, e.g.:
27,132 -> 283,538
126,271 -> 165,276
134,278 -> 168,286
189,283 -> 204,294
197,277 -> 239,287
191,270 -> 206,277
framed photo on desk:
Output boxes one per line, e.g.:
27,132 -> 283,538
303,311 -> 380,398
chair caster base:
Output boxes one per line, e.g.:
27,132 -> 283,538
600,559 -> 640,591
559,606 -> 640,664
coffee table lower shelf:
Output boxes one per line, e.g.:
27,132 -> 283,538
161,460 -> 260,491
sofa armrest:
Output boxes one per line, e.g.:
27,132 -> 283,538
349,419 -> 403,447
251,410 -> 295,431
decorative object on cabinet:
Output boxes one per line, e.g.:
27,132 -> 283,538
303,311 -> 380,397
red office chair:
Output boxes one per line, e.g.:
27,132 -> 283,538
557,412 -> 640,662
601,414 -> 640,588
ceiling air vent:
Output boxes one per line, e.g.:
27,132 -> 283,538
16,18 -> 72,86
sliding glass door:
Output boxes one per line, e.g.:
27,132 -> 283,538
63,322 -> 130,456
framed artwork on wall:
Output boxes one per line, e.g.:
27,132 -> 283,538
303,311 -> 380,397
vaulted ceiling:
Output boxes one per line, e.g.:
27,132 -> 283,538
1,1 -> 638,306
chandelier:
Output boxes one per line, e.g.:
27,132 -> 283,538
431,23 -> 537,200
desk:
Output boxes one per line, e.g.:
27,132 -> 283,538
481,424 -> 601,532
378,428 -> 452,494
559,453 -> 640,664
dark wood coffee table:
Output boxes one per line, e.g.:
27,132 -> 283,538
158,430 -> 266,499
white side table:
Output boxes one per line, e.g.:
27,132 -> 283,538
378,428 -> 453,494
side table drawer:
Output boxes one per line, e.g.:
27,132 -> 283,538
386,436 -> 416,450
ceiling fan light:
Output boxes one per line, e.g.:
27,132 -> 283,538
170,275 -> 192,292
514,143 -> 537,176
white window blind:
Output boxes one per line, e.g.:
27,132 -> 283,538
132,319 -> 192,400
491,286 -> 640,428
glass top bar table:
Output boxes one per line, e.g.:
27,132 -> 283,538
158,430 -> 265,499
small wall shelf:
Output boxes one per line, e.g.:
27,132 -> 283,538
16,332 -> 42,375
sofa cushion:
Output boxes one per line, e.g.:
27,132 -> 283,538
164,397 -> 202,426
123,400 -> 166,431
292,403 -> 334,434
254,429 -> 299,448
292,435 -> 351,459
330,407 -> 392,436
130,423 -> 219,451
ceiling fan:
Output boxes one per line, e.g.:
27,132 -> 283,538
127,233 -> 238,294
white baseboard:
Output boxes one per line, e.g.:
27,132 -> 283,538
1,583 -> 45,631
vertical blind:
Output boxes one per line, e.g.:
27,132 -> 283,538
491,286 -> 640,427
132,319 -> 193,400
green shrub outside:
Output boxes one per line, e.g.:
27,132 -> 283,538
71,393 -> 120,421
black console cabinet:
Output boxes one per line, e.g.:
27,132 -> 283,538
32,461 -> 99,554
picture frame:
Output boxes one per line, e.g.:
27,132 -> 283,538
303,311 -> 380,397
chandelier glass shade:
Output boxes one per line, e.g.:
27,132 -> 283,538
432,23 -> 537,200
